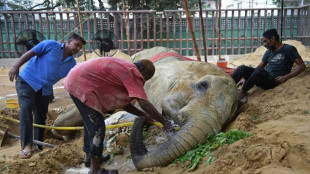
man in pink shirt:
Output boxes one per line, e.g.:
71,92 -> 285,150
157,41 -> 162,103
63,57 -> 172,174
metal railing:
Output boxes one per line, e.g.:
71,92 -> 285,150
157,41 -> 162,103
0,5 -> 309,59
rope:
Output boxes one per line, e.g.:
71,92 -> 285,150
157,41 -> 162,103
0,114 -> 164,130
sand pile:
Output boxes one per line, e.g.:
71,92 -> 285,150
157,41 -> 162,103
229,39 -> 310,67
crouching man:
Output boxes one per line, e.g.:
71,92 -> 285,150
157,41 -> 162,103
63,57 -> 172,174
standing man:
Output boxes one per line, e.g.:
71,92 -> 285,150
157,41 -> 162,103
9,33 -> 86,159
231,29 -> 306,101
63,57 -> 173,174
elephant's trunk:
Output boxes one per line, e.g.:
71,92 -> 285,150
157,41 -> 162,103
130,114 -> 216,170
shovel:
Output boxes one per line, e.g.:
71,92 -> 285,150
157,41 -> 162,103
0,129 -> 56,148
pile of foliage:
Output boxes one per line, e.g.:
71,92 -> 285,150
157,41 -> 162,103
171,129 -> 253,171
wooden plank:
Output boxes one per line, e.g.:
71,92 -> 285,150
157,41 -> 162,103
160,14 -> 163,46
134,14 -> 137,52
271,10 -> 274,29
250,10 -> 254,52
153,13 -> 156,46
147,14 -> 150,48
205,11 -> 209,57
53,16 -> 57,40
87,14 -> 91,52
166,12 -> 169,48
113,12 -> 118,49
179,12 -> 183,54
60,13 -> 64,42
32,13 -> 36,30
290,9 -> 294,39
0,14 -> 5,58
186,13 -> 189,55
66,13 -> 70,36
284,9 -> 287,40
4,14 -> 12,57
46,13 -> 50,39
120,14 -> 124,50
211,11 -> 215,55
173,13 -> 176,50
10,14 -> 17,57
277,9 -> 281,37
225,10 -> 228,55
244,10 -> 248,54
264,9 -> 267,31
140,13 -> 143,50
231,10 -> 234,55
257,10 -> 261,48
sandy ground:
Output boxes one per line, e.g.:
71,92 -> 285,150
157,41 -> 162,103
0,40 -> 310,174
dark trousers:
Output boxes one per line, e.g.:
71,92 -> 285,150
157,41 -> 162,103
16,76 -> 50,149
70,95 -> 106,158
231,65 -> 279,92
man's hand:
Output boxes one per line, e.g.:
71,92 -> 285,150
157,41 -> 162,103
163,119 -> 173,131
275,76 -> 287,83
9,66 -> 19,82
8,50 -> 36,82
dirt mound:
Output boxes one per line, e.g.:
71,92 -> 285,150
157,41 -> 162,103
229,39 -> 310,67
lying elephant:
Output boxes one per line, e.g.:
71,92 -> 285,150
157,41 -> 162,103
129,52 -> 238,170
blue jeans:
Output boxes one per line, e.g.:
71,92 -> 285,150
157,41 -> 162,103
16,76 -> 50,149
70,95 -> 106,158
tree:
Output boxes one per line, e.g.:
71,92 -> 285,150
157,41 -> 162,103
0,0 -> 106,11
1,0 -> 62,11
107,0 -> 198,11
272,0 -> 310,7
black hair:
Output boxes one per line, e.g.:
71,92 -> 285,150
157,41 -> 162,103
263,29 -> 280,41
134,61 -> 143,70
134,61 -> 150,80
69,33 -> 86,45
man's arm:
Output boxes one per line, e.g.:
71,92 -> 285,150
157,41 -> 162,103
131,98 -> 172,130
256,61 -> 267,68
275,57 -> 306,83
123,103 -> 154,121
9,50 -> 36,82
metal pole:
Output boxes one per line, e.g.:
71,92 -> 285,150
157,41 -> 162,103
182,0 -> 201,61
77,0 -> 87,61
198,0 -> 207,62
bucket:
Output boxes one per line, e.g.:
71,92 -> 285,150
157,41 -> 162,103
5,99 -> 19,109
217,59 -> 228,68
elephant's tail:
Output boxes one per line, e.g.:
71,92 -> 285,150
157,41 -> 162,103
130,116 -> 215,170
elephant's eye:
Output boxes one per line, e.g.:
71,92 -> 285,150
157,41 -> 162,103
195,81 -> 209,92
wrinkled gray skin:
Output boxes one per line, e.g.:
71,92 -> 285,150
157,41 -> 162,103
52,105 -> 83,136
130,56 -> 238,170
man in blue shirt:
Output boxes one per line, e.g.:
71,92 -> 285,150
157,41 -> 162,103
9,33 -> 86,159
231,29 -> 306,102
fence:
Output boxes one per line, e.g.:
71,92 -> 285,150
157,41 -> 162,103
0,5 -> 309,59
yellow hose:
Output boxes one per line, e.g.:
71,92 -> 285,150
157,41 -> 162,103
0,115 -> 168,130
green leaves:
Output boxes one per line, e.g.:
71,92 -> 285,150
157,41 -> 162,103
171,129 -> 253,171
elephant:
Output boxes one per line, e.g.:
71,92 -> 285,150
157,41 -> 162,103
129,52 -> 238,170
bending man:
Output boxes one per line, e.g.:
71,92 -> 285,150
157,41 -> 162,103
63,57 -> 173,174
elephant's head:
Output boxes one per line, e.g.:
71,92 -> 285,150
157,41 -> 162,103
130,60 -> 238,170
